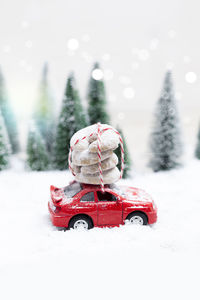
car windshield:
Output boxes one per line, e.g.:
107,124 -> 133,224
64,182 -> 82,198
109,184 -> 125,197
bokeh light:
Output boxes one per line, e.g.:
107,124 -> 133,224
166,62 -> 174,70
185,72 -> 197,83
102,53 -> 110,61
149,38 -> 159,50
168,29 -> 176,38
21,21 -> 29,29
81,51 -> 93,63
92,69 -> 104,80
123,87 -> 135,99
25,40 -> 33,48
81,34 -> 90,42
3,45 -> 11,53
132,61 -> 139,70
138,49 -> 149,61
183,56 -> 191,64
67,38 -> 79,51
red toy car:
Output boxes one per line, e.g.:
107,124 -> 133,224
48,181 -> 157,230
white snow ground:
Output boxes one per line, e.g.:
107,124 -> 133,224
0,160 -> 200,300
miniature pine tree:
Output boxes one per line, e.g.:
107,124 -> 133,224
149,71 -> 183,172
0,110 -> 10,170
0,68 -> 19,153
115,127 -> 132,178
34,63 -> 55,155
195,124 -> 200,159
87,62 -> 110,125
26,122 -> 49,171
74,89 -> 88,131
53,73 -> 87,170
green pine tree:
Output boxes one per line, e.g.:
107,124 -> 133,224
34,63 -> 55,155
0,110 -> 10,170
74,89 -> 88,131
115,126 -> 132,178
195,124 -> 200,159
0,68 -> 19,153
26,122 -> 49,171
87,62 -> 110,125
53,73 -> 87,170
149,71 -> 183,172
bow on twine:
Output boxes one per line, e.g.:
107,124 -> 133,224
68,123 -> 124,192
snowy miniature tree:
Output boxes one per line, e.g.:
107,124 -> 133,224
115,126 -> 132,178
149,71 -> 183,172
87,62 -> 110,125
34,63 -> 55,155
195,124 -> 200,159
26,122 -> 49,171
0,110 -> 10,170
53,73 -> 87,170
74,89 -> 88,131
0,68 -> 19,153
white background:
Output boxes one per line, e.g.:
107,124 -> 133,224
0,2 -> 200,297
0,0 -> 199,167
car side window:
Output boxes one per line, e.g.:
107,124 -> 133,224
80,192 -> 95,202
97,191 -> 117,202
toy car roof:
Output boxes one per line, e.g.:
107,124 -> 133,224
81,183 -> 112,190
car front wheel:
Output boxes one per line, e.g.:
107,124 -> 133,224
126,212 -> 148,225
69,215 -> 93,230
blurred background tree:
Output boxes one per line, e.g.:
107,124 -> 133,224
0,110 -> 11,170
195,123 -> 200,159
74,88 -> 88,131
149,71 -> 183,172
53,73 -> 87,170
87,62 -> 110,125
34,63 -> 55,156
0,68 -> 19,154
115,126 -> 132,178
26,122 -> 49,171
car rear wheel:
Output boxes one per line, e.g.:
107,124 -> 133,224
126,212 -> 148,225
69,215 -> 93,230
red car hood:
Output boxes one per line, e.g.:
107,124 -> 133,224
120,186 -> 153,205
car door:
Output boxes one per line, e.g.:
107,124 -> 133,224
97,190 -> 123,226
75,191 -> 97,224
